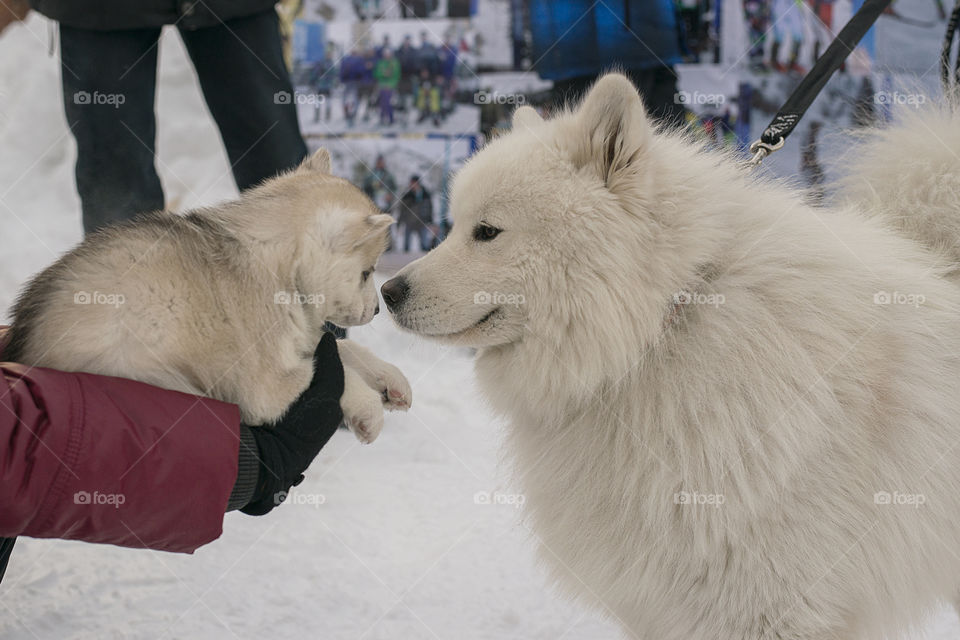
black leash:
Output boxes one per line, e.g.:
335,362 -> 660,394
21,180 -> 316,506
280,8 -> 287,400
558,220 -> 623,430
748,0 -> 894,165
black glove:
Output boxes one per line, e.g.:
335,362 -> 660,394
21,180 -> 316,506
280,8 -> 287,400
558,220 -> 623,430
238,332 -> 345,515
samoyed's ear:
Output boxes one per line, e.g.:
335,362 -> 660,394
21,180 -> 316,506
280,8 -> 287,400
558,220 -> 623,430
573,73 -> 651,187
349,213 -> 393,249
512,105 -> 543,130
299,147 -> 331,174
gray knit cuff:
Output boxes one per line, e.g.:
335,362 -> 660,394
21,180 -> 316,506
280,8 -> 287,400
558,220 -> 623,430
227,425 -> 260,511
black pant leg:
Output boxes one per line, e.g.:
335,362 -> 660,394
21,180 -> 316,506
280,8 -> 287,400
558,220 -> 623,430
0,536 -> 15,583
178,10 -> 308,191
59,25 -> 164,235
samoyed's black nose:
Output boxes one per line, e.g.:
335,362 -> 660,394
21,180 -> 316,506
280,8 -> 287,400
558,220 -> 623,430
381,277 -> 409,310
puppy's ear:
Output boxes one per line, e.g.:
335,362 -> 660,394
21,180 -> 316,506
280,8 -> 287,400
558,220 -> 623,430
512,105 -> 543,131
349,213 -> 393,249
573,73 -> 650,187
299,147 -> 331,174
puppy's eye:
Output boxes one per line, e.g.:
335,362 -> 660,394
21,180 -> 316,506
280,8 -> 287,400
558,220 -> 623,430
473,223 -> 502,242
362,270 -> 372,282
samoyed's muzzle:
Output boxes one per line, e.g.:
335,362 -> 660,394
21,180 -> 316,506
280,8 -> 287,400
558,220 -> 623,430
381,276 -> 410,311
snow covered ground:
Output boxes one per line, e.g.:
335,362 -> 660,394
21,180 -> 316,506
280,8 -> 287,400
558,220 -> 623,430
2,11 -> 960,640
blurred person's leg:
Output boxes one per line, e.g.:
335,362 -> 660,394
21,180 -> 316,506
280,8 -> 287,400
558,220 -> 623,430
60,25 -> 165,234
381,89 -> 394,124
552,66 -> 684,128
344,82 -> 356,125
363,83 -> 375,122
630,67 -> 685,127
177,9 -> 307,191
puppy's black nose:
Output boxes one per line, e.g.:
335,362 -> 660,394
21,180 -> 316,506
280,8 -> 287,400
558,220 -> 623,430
381,276 -> 410,310
374,303 -> 380,316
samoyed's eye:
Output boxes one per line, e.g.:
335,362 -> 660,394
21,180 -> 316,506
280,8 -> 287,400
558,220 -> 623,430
473,223 -> 502,242
362,269 -> 372,283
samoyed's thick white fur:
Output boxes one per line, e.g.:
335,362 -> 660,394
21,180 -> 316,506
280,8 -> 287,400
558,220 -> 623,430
384,73 -> 960,639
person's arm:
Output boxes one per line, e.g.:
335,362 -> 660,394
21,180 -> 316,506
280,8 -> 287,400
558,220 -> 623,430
0,361 -> 240,552
0,332 -> 344,551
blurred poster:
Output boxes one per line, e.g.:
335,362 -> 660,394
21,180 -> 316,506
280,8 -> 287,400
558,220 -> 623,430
305,133 -> 478,253
293,20 -> 326,63
290,1 -> 498,137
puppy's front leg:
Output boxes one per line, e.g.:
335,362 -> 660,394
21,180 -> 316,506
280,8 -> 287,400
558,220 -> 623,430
337,340 -> 412,411
341,365 -> 385,444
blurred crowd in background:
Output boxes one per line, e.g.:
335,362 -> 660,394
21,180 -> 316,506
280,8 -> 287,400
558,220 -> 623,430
360,155 -> 443,252
299,31 -> 471,128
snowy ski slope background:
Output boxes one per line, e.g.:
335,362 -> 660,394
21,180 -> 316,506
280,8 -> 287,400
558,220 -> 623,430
1,9 -> 959,640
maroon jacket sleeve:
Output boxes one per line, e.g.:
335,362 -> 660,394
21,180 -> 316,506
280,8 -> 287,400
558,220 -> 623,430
0,330 -> 241,553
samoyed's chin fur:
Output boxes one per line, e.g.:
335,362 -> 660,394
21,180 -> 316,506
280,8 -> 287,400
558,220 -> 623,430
386,73 -> 960,639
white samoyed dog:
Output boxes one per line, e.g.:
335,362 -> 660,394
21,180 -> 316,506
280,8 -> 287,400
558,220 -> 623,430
382,72 -> 960,639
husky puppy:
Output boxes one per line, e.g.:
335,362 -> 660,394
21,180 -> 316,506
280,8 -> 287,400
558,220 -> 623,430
382,73 -> 960,638
6,148 -> 411,443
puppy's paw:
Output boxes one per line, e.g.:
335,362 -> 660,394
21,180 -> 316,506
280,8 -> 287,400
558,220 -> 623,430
338,341 -> 413,412
373,362 -> 413,412
341,384 -> 385,444
345,409 -> 384,445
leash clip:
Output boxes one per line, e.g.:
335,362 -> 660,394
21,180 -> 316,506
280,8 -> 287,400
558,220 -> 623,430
746,136 -> 785,167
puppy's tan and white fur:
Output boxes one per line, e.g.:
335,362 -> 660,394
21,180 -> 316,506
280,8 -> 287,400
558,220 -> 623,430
6,148 -> 410,443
